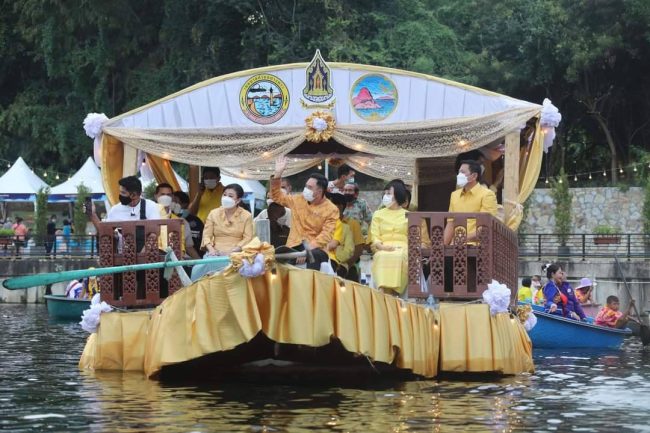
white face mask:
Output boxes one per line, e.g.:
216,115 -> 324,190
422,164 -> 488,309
170,202 -> 182,214
347,177 -> 355,184
266,199 -> 273,206
204,179 -> 218,190
302,187 -> 315,202
532,281 -> 541,289
456,172 -> 469,187
382,194 -> 394,207
221,196 -> 236,209
157,195 -> 172,207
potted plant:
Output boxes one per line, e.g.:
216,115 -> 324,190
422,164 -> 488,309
0,228 -> 14,248
550,168 -> 572,256
593,225 -> 621,245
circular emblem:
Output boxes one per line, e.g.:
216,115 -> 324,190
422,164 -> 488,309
240,74 -> 290,124
350,74 -> 398,122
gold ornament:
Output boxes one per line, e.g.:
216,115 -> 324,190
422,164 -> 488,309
516,303 -> 532,324
305,110 -> 335,143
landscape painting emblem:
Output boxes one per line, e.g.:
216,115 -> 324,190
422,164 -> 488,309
239,74 -> 290,124
350,73 -> 398,122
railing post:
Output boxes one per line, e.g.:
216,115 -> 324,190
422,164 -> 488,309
581,234 -> 586,261
627,234 -> 631,261
537,234 -> 542,261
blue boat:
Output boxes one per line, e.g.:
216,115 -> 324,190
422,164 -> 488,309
44,295 -> 90,320
527,306 -> 632,349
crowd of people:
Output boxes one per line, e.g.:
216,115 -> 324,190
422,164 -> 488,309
517,263 -> 638,329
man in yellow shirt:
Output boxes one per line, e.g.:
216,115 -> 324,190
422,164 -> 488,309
443,160 -> 498,245
189,167 -> 225,223
326,193 -> 365,281
272,156 -> 338,271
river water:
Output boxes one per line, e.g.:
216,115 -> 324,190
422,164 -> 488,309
1,304 -> 649,432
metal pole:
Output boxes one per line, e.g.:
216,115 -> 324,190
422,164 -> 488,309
324,160 -> 329,179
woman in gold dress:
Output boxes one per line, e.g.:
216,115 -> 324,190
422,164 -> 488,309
370,181 -> 409,295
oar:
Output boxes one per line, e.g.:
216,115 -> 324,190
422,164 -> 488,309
614,255 -> 650,346
2,256 -> 231,290
2,250 -> 307,291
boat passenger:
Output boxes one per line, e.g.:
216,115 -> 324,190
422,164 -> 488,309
574,277 -> 595,306
189,167 -> 225,223
271,156 -> 338,271
532,274 -> 544,305
65,279 -> 84,299
541,263 -> 586,321
265,202 -> 290,248
192,183 -> 253,281
327,165 -> 355,194
255,189 -> 292,228
342,182 -> 373,239
155,183 -> 200,259
327,193 -> 364,281
370,181 -> 409,296
172,191 -> 204,256
517,277 -> 533,303
595,296 -> 636,328
89,176 -> 162,227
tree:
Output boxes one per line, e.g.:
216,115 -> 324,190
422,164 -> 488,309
73,183 -> 91,236
550,168 -> 571,246
34,186 -> 50,245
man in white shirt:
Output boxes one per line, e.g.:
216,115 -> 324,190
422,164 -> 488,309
327,165 -> 355,194
94,176 -> 162,225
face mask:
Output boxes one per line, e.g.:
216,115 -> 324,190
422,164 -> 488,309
221,196 -> 236,209
180,209 -> 189,218
266,199 -> 274,206
382,194 -> 393,207
157,195 -> 172,207
346,177 -> 355,184
344,194 -> 356,203
456,173 -> 469,187
170,202 -> 182,214
532,281 -> 541,289
119,194 -> 132,206
302,187 -> 314,202
204,179 -> 218,190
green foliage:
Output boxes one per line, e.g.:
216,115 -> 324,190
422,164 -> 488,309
143,181 -> 157,200
643,177 -> 650,236
550,168 -> 571,245
593,225 -> 618,235
34,186 -> 50,244
0,228 -> 14,237
73,183 -> 91,235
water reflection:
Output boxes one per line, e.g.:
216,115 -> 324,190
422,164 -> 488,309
1,304 -> 649,432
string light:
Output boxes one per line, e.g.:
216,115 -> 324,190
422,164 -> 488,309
55,174 -> 60,180
619,167 -> 624,174
544,178 -> 549,184
43,172 -> 47,177
588,173 -> 592,180
573,174 -> 578,182
558,178 -> 563,184
317,165 -> 322,170
603,170 -> 607,177
633,166 -> 638,172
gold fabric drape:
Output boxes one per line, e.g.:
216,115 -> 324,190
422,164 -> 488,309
80,266 -> 534,379
100,134 -> 125,206
146,153 -> 181,192
505,120 -> 543,230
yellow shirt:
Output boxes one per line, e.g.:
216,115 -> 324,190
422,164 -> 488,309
448,183 -> 498,236
270,178 -> 339,249
197,183 -> 225,223
370,207 -> 408,248
518,286 -> 533,303
201,206 -> 253,252
343,217 -> 365,246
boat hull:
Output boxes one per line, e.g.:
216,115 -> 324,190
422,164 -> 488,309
528,309 -> 631,349
44,295 -> 90,320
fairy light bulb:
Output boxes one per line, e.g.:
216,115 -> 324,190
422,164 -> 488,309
43,172 -> 47,177
317,165 -> 322,170
588,173 -> 592,180
544,178 -> 549,184
558,178 -> 563,184
573,175 -> 578,182
603,170 -> 607,177
633,166 -> 638,172
6,163 -> 10,168
619,167 -> 624,174
55,174 -> 60,180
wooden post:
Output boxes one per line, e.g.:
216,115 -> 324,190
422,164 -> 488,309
503,131 -> 520,224
188,165 -> 200,202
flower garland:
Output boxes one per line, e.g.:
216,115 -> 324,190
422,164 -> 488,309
515,303 -> 538,331
305,111 -> 335,143
482,279 -> 511,315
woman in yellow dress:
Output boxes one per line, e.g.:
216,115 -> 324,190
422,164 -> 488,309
370,181 -> 409,295
191,183 -> 253,281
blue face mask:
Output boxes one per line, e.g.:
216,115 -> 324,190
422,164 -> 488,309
180,209 -> 189,218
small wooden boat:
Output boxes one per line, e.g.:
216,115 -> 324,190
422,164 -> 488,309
527,308 -> 632,349
44,295 -> 90,320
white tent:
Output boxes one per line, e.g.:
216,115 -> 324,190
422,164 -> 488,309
49,157 -> 106,202
0,157 -> 48,201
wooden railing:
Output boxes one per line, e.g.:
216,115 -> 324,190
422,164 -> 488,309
407,212 -> 518,300
98,219 -> 183,307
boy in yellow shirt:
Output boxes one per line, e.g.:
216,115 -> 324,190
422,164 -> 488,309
517,277 -> 533,303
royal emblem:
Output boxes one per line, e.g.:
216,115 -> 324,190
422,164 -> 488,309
239,74 -> 290,124
301,49 -> 335,108
350,74 -> 398,122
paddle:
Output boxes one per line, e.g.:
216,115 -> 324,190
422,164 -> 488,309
614,256 -> 650,346
2,250 -> 307,291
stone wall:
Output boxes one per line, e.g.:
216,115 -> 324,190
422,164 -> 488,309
521,187 -> 643,233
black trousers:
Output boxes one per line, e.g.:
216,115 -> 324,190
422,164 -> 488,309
292,244 -> 329,271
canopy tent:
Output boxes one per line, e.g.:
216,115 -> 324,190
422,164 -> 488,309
0,157 -> 48,202
49,157 -> 106,202
89,51 -> 555,229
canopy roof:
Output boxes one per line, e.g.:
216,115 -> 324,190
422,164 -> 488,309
49,157 -> 106,201
0,157 -> 48,201
101,56 -> 541,184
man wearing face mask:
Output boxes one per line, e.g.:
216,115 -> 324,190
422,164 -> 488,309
342,183 -> 372,238
271,156 -> 339,270
172,191 -> 204,255
188,167 -> 224,224
254,189 -> 292,228
90,176 -> 162,228
155,183 -> 200,259
443,160 -> 497,245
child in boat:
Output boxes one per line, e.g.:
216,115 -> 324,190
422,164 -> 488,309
595,296 -> 636,328
517,277 -> 533,303
574,277 -> 595,306
531,274 -> 545,306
